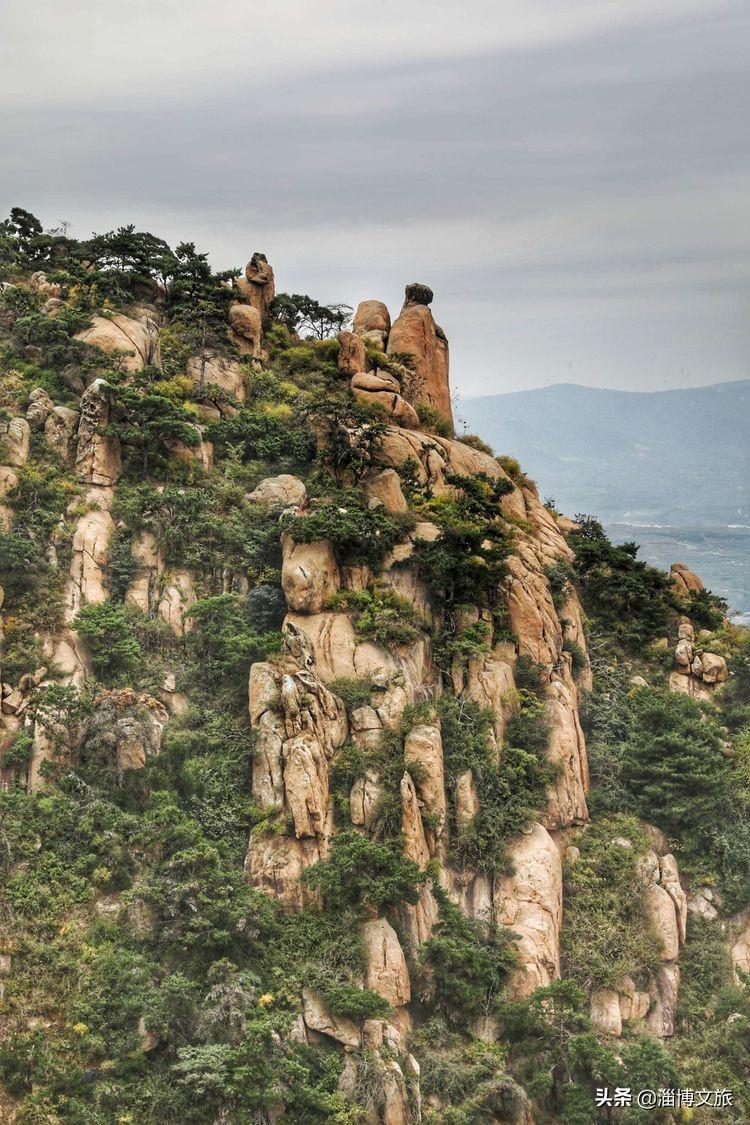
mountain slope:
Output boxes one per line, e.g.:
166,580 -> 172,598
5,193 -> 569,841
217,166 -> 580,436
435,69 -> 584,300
1,209 -> 749,1124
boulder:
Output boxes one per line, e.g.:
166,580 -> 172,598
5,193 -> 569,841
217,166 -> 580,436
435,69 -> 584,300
351,370 -> 401,393
387,283 -> 452,431
669,562 -> 704,598
361,917 -> 410,1007
364,469 -> 408,514
338,330 -> 368,376
248,474 -> 307,509
699,652 -> 728,684
302,988 -> 360,1048
26,388 -> 54,430
228,303 -> 262,357
353,299 -> 391,348
281,538 -> 340,614
353,386 -> 420,428
0,416 -> 30,467
74,312 -> 158,372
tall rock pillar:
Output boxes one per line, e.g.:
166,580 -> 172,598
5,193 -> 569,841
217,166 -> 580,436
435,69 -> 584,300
387,282 -> 453,432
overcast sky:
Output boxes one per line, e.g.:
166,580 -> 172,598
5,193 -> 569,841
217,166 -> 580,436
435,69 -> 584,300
2,0 -> 749,399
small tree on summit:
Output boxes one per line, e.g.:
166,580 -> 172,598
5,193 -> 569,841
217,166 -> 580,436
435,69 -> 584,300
270,293 -> 351,339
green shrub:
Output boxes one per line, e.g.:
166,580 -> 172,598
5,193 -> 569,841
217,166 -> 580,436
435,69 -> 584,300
75,602 -> 142,678
282,494 -> 412,571
419,891 -> 516,1023
186,595 -> 283,704
570,516 -> 672,650
328,586 -> 424,646
303,830 -> 426,913
561,815 -> 662,992
620,688 -> 728,850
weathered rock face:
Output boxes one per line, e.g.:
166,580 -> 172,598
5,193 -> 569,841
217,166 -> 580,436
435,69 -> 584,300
302,988 -> 361,1048
495,823 -> 563,998
186,353 -> 246,401
228,302 -> 262,357
669,562 -> 704,598
157,570 -> 197,637
387,283 -> 453,432
353,299 -> 391,349
730,911 -> 750,981
0,416 -> 31,468
352,381 -> 420,429
361,917 -> 410,1007
234,252 -> 275,319
64,489 -> 115,623
338,330 -> 368,376
75,380 -> 122,487
44,406 -> 78,463
281,537 -> 340,614
583,840 -> 688,1039
544,674 -> 589,829
74,312 -> 159,372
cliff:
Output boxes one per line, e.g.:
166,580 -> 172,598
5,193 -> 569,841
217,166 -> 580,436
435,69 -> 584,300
0,209 -> 749,1124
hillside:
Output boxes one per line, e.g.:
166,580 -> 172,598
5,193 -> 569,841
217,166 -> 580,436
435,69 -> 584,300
460,382 -> 750,615
1,207 -> 749,1124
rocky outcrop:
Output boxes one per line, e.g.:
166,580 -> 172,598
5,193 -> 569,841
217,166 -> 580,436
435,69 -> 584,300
0,416 -> 30,468
228,302 -> 262,357
187,353 -> 246,401
387,283 -> 453,432
495,823 -> 563,998
157,570 -> 197,636
669,562 -> 704,598
75,380 -> 122,487
353,300 -> 391,349
74,312 -> 159,372
44,406 -> 78,463
80,690 -> 169,776
338,330 -> 368,376
64,489 -> 115,623
361,917 -> 410,1007
281,537 -> 340,614
669,614 -> 728,699
302,988 -> 361,1048
247,473 -> 306,509
234,252 -> 275,319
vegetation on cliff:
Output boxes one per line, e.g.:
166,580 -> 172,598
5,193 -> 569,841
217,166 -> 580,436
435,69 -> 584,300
1,209 -> 749,1124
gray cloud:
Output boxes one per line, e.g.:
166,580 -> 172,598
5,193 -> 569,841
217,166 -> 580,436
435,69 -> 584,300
2,0 -> 749,394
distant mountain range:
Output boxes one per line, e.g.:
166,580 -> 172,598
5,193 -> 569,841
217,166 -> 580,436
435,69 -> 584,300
459,379 -> 750,616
